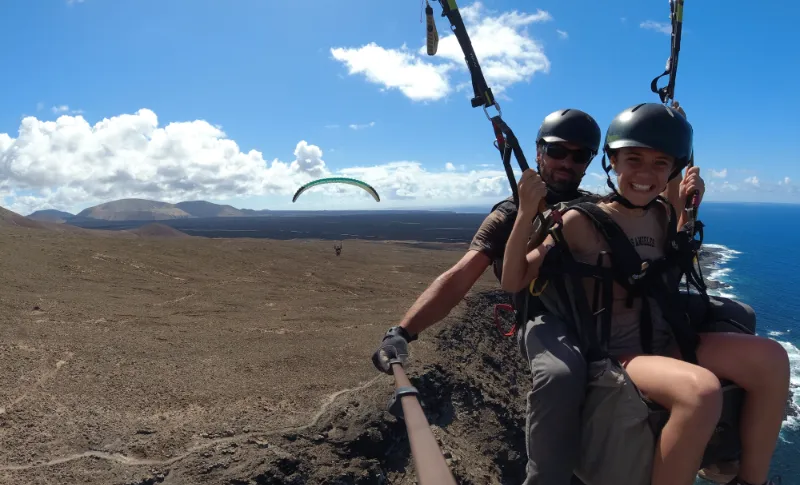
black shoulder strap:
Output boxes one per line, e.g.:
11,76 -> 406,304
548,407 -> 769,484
564,202 -> 646,280
539,229 -> 607,361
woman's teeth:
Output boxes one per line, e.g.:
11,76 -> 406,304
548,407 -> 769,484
631,183 -> 653,192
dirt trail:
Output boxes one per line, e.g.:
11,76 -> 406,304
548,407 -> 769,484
0,375 -> 383,472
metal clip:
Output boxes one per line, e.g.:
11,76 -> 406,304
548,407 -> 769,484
387,385 -> 420,419
630,261 -> 650,282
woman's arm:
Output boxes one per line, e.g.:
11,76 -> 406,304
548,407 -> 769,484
501,212 -> 547,292
502,168 -> 548,292
502,210 -> 586,293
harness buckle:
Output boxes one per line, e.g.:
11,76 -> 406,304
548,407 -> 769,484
630,261 -> 651,282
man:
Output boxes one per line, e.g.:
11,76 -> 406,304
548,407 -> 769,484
372,107 -> 755,485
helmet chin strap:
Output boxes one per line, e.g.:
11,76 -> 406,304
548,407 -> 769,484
601,154 -> 661,210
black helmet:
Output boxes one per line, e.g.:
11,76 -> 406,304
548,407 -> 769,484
536,108 -> 601,154
604,103 -> 693,179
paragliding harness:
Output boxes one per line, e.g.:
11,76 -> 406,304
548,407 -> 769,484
486,193 -> 602,337
532,199 -> 747,484
535,197 -> 705,365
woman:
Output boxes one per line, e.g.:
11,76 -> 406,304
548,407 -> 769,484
501,102 -> 789,485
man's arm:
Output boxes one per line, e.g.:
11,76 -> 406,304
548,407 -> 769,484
398,249 -> 491,335
397,200 -> 514,336
371,202 -> 512,374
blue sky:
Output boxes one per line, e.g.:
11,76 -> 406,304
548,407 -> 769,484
1,0 -> 798,215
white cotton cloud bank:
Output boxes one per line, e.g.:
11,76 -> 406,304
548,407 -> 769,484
0,109 -> 513,215
330,2 -> 552,102
5,109 -> 795,214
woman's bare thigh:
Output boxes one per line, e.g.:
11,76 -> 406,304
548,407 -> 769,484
620,354 -> 720,409
695,332 -> 788,390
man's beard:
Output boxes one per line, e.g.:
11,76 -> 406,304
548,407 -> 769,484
540,163 -> 583,194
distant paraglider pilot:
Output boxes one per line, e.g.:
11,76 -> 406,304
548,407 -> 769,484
334,242 -> 342,256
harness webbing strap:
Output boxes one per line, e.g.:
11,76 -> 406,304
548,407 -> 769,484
570,203 -> 659,355
650,0 -> 685,105
538,201 -> 703,363
544,222 -> 610,361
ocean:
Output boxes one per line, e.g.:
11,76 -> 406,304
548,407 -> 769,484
695,202 -> 800,483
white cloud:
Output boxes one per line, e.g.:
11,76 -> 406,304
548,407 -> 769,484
338,161 -> 508,201
556,30 -> 568,40
331,2 -> 552,102
707,180 -> 739,193
445,162 -> 456,171
705,176 -> 800,201
579,180 -> 611,197
349,121 -> 375,130
330,43 -> 454,102
0,109 -> 512,215
52,105 -> 84,115
709,168 -> 727,178
640,20 -> 672,35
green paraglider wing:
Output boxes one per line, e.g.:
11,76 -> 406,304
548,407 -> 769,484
292,177 -> 381,203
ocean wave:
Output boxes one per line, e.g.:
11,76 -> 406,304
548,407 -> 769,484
700,243 -> 739,298
779,340 -> 800,435
702,243 -> 742,255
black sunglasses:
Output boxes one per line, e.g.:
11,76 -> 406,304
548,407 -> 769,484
543,143 -> 595,165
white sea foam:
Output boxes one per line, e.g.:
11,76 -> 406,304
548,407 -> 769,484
700,243 -> 739,299
778,339 -> 800,439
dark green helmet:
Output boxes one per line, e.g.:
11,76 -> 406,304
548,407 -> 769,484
537,108 -> 601,155
604,103 -> 693,179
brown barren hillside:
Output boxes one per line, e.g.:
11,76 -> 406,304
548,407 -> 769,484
0,223 -> 536,485
0,206 -> 48,229
126,222 -> 192,238
76,198 -> 191,221
1,206 -> 136,239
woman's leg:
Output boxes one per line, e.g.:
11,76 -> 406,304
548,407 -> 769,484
695,332 -> 790,485
621,354 -> 723,485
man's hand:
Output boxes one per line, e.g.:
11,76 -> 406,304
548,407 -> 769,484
518,169 -> 547,219
680,166 -> 705,206
371,326 -> 414,374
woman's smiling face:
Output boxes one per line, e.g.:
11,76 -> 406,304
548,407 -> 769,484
610,147 -> 675,206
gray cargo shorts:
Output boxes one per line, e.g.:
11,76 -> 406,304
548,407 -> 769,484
516,294 -> 756,485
